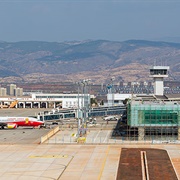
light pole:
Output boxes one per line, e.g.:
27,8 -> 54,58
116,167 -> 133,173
76,79 -> 91,136
111,77 -> 115,106
81,79 -> 91,128
107,77 -> 115,106
77,82 -> 80,137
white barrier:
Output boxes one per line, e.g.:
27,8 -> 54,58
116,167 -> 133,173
41,126 -> 60,143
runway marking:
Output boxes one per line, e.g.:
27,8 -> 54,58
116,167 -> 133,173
29,155 -> 68,158
98,145 -> 110,180
141,151 -> 149,180
103,130 -> 111,143
94,131 -> 101,143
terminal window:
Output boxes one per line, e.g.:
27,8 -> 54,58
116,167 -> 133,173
143,111 -> 178,124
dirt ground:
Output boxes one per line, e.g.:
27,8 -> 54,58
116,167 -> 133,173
117,148 -> 178,180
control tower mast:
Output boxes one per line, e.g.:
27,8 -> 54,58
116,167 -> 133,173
150,66 -> 169,96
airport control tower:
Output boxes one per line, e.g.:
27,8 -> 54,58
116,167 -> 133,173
150,66 -> 169,96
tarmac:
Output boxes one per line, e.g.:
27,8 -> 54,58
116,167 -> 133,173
0,144 -> 180,180
0,109 -> 180,179
0,108 -> 51,117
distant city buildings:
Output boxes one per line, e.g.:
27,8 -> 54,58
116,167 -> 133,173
0,87 -> 7,96
7,84 -> 17,96
14,87 -> 23,97
100,81 -> 180,95
0,84 -> 23,97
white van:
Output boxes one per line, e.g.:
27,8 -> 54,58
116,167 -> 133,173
103,116 -> 118,121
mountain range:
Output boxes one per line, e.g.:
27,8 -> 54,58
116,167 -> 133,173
0,39 -> 179,84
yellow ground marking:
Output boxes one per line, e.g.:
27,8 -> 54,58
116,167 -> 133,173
29,155 -> 68,158
77,137 -> 86,143
71,133 -> 77,137
98,145 -> 110,180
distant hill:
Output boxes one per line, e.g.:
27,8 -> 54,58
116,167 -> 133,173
153,37 -> 180,43
0,40 -> 179,84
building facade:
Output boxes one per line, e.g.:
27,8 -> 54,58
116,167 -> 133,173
6,84 -> 17,96
0,93 -> 91,109
14,88 -> 23,97
0,88 -> 7,96
127,97 -> 180,141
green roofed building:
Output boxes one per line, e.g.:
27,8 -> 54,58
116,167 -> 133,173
127,94 -> 180,141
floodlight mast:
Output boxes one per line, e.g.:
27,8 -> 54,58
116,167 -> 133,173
76,79 -> 91,137
107,77 -> 115,106
81,79 -> 91,128
77,82 -> 81,137
111,77 -> 115,106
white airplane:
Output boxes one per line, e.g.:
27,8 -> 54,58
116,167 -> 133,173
0,116 -> 44,129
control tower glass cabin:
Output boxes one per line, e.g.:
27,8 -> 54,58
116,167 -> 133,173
149,66 -> 169,96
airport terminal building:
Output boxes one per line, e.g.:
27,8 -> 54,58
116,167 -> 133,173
0,93 -> 91,109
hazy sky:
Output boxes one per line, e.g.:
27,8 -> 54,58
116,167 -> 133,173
0,0 -> 179,42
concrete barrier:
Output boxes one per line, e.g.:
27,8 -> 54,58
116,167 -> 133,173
41,126 -> 60,143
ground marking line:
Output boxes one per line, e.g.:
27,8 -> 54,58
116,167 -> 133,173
98,145 -> 110,180
167,150 -> 179,180
94,130 -> 101,143
57,155 -> 74,180
103,130 -> 111,143
29,155 -> 68,158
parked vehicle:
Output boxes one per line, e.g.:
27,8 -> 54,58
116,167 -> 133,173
103,116 -> 118,121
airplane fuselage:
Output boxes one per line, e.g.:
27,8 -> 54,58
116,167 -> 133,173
0,117 -> 44,129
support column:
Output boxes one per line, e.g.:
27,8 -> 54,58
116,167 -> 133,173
47,102 -> 51,108
30,102 -> 32,108
23,102 -> 26,108
38,102 -> 41,108
138,127 -> 145,141
178,127 -> 180,141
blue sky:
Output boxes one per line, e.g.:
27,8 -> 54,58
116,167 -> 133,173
0,0 -> 179,42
